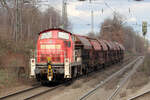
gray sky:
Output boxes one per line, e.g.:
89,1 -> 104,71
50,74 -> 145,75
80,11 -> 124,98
39,0 -> 150,39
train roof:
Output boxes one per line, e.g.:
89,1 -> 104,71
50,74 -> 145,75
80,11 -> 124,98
38,28 -> 125,51
114,42 -> 121,50
75,35 -> 92,49
97,40 -> 108,51
110,41 -> 118,50
38,28 -> 72,35
103,40 -> 113,50
118,43 -> 125,51
90,39 -> 102,51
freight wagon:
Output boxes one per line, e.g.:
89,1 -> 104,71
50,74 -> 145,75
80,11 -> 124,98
32,28 -> 125,83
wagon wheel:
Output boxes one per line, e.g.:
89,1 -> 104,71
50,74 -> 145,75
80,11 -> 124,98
82,65 -> 86,75
73,67 -> 78,78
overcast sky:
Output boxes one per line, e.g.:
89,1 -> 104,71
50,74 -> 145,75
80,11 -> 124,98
40,0 -> 150,39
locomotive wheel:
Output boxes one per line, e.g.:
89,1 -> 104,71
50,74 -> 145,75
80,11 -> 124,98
85,67 -> 89,75
35,74 -> 40,81
41,81 -> 48,86
72,67 -> 77,78
82,68 -> 86,75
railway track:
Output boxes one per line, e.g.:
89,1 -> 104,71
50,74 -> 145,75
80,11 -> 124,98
79,56 -> 143,100
107,56 -> 144,100
128,89 -> 150,100
23,56 -> 134,100
0,55 -> 133,100
0,84 -> 41,100
25,55 -> 133,100
24,85 -> 62,100
0,84 -> 63,100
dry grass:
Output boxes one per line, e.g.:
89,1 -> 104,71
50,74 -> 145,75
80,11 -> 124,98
127,53 -> 150,89
0,66 -> 28,90
71,80 -> 82,89
0,68 -> 19,89
0,34 -> 35,89
127,71 -> 148,89
119,91 -> 127,98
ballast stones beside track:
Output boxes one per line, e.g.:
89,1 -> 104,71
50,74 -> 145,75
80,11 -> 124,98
0,85 -> 41,100
107,56 -> 144,100
0,80 -> 70,100
0,85 -> 61,100
24,85 -> 63,100
37,56 -> 136,100
79,56 -> 143,100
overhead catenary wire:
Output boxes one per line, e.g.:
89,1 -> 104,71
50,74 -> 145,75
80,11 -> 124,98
104,1 -> 116,13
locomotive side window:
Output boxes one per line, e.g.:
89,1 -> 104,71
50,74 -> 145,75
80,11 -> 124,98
58,32 -> 69,40
64,41 -> 71,47
68,41 -> 71,47
40,32 -> 52,39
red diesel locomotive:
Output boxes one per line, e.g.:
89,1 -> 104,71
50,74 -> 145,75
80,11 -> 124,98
34,28 -> 125,83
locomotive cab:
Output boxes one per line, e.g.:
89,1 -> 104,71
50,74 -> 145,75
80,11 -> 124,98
34,28 -> 125,83
35,29 -> 74,81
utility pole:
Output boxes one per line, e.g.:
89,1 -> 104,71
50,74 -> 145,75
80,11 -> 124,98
62,0 -> 68,29
15,0 -> 19,42
48,5 -> 52,28
91,10 -> 94,33
134,31 -> 137,53
90,0 -> 94,34
49,15 -> 52,28
142,21 -> 147,53
78,0 -> 94,34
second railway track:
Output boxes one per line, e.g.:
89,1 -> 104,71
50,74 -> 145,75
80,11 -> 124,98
107,56 -> 144,100
79,56 -> 143,100
128,89 -> 150,100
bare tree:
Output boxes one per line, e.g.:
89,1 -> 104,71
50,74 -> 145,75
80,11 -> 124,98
99,13 -> 146,53
100,14 -> 124,44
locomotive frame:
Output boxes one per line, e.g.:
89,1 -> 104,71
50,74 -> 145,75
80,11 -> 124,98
33,28 -> 125,83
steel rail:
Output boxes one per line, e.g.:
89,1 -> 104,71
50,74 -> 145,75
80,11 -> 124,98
23,56 -> 133,100
0,56 -> 133,100
79,56 -> 141,100
128,89 -> 150,100
24,85 -> 62,100
107,56 -> 144,100
25,56 -> 133,100
0,84 -> 41,100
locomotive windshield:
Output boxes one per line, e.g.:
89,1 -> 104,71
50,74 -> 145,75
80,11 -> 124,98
40,31 -> 69,40
58,32 -> 69,40
40,32 -> 52,39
